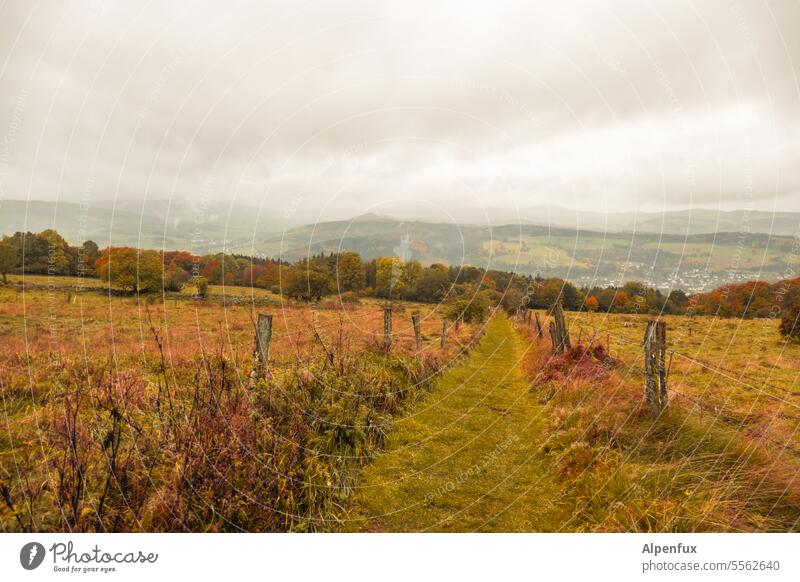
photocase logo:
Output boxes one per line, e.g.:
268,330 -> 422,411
20,542 -> 46,570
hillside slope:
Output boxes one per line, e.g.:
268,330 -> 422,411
237,215 -> 797,290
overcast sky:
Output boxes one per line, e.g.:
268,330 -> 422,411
1,0 -> 799,225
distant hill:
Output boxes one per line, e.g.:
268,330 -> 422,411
606,208 -> 800,236
4,200 -> 798,291
425,205 -> 800,236
232,214 -> 797,292
0,199 -> 282,253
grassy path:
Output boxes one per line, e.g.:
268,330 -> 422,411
353,313 -> 800,532
354,314 -> 569,531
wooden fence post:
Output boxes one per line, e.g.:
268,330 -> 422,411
440,320 -> 447,348
534,312 -> 544,337
643,320 -> 668,417
383,308 -> 393,349
657,320 -> 668,412
250,313 -> 273,387
549,321 -> 558,354
411,311 -> 422,349
551,303 -> 571,353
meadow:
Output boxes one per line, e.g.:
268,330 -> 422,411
2,275 -> 799,532
354,310 -> 800,532
561,310 -> 800,455
0,279 -> 479,532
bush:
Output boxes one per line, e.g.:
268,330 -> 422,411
443,287 -> 491,323
194,276 -> 209,298
779,286 -> 800,340
286,266 -> 332,302
164,269 -> 187,292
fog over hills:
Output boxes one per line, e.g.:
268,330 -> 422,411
388,205 -> 800,236
4,199 -> 799,243
3,199 -> 797,291
0,198 -> 281,253
232,212 -> 797,292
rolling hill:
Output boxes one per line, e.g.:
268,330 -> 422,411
233,214 -> 796,291
0,199 -> 280,253
4,200 -> 797,291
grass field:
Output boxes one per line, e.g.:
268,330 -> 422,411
5,273 -> 282,301
354,312 -> 800,532
0,279 -> 479,532
355,316 -> 563,531
2,277 -> 799,532
561,311 -> 800,454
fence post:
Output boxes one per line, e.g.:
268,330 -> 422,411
383,308 -> 392,349
657,320 -> 668,412
534,312 -> 544,337
552,303 -> 571,353
440,320 -> 447,348
412,311 -> 422,349
549,321 -> 558,354
250,313 -> 273,387
643,320 -> 668,417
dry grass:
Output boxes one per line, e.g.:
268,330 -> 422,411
354,312 -> 800,532
519,311 -> 800,531
553,311 -> 800,461
0,279 -> 478,532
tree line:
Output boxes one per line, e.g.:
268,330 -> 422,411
0,229 -> 101,282
2,228 -> 798,336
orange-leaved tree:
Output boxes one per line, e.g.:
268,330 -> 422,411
95,247 -> 163,292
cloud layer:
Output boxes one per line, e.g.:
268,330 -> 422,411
1,0 -> 799,227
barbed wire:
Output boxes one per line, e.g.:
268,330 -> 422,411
521,312 -> 800,456
559,317 -> 799,408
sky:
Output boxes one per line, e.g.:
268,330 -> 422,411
1,0 -> 799,226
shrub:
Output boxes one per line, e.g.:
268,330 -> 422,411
443,287 -> 491,323
194,276 -> 209,298
779,286 -> 800,340
164,269 -> 187,292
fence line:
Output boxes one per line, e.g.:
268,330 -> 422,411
521,310 -> 800,455
543,314 -> 798,408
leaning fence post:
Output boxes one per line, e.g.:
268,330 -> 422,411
250,313 -> 273,387
411,311 -> 422,349
383,307 -> 392,349
440,320 -> 447,348
552,303 -> 571,353
643,320 -> 668,417
534,312 -> 544,337
549,321 -> 558,354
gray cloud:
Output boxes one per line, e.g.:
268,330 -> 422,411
1,0 -> 799,226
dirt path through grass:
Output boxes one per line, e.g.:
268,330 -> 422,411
354,314 -> 569,531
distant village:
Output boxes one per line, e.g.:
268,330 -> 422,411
572,266 -> 783,293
